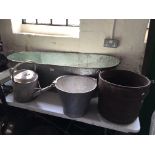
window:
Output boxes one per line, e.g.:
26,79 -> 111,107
11,19 -> 80,38
22,19 -> 80,27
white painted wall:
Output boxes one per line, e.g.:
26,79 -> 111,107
0,19 -> 149,73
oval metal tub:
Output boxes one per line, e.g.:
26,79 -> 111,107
7,51 -> 120,87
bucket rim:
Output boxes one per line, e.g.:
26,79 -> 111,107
55,75 -> 97,94
99,70 -> 151,89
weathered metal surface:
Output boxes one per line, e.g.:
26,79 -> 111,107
7,51 -> 120,87
54,75 -> 97,118
13,73 -> 38,102
7,51 -> 120,69
98,70 -> 151,124
10,62 -> 53,102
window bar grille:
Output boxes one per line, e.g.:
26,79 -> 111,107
22,19 -> 79,27
36,19 -> 38,24
22,19 -> 26,24
66,19 -> 68,26
50,19 -> 52,25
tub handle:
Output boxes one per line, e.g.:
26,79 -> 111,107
49,67 -> 55,72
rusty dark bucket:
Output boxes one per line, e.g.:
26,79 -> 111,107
98,70 -> 151,124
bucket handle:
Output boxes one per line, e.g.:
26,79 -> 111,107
141,80 -> 154,100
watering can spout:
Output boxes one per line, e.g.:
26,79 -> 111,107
33,83 -> 54,98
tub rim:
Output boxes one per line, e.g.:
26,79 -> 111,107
7,51 -> 121,70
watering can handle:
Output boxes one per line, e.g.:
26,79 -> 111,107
9,60 -> 37,82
